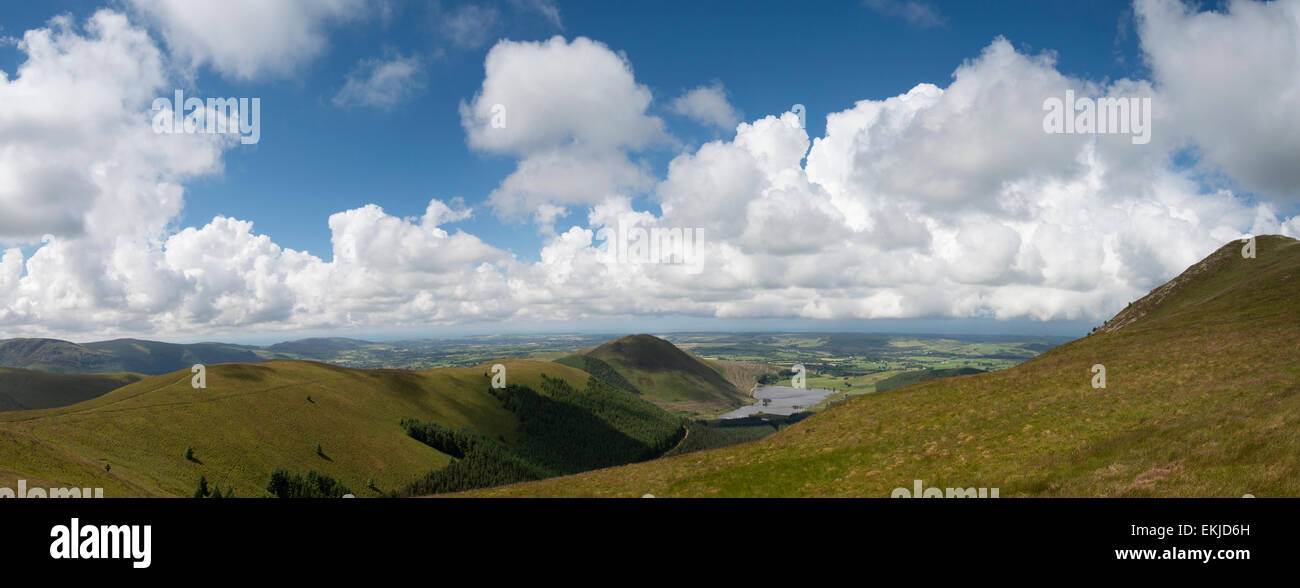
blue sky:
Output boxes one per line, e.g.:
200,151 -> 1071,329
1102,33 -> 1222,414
1,0 -> 1296,343
224,0 -> 1145,262
5,0 -> 1145,261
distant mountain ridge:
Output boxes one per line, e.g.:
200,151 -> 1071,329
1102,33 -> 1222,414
0,368 -> 143,412
0,338 -> 265,375
266,337 -> 373,356
0,336 -> 380,376
0,333 -> 753,415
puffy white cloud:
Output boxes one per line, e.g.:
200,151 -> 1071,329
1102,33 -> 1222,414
161,218 -> 299,326
126,0 -> 366,80
1136,0 -> 1300,201
462,36 -> 664,155
333,53 -> 426,109
0,11 -> 227,243
0,12 -> 511,338
487,147 -> 654,229
2,4 -> 1299,340
328,202 -> 502,274
0,197 -> 512,337
508,25 -> 1296,326
806,39 -> 1164,214
460,36 -> 667,225
670,82 -> 742,130
0,10 -> 241,336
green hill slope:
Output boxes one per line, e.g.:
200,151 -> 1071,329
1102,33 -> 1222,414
0,338 -> 266,375
553,354 -> 642,395
403,374 -> 682,495
0,368 -> 144,412
873,367 -> 985,394
0,339 -> 117,373
581,334 -> 749,414
0,358 -> 603,497
471,236 -> 1300,497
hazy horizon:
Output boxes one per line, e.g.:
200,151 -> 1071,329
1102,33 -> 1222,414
1,316 -> 1090,346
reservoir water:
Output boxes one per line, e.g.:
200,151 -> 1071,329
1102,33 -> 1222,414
720,385 -> 840,419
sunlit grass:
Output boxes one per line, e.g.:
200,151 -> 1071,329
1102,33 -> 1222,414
471,237 -> 1300,497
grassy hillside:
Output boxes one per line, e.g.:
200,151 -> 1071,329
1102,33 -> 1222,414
702,358 -> 778,394
661,414 -> 808,457
582,334 -> 750,414
0,358 -> 595,497
0,339 -> 117,373
0,338 -> 265,375
470,236 -> 1300,497
0,368 -> 143,412
553,354 -> 642,395
402,373 -> 683,495
873,367 -> 985,394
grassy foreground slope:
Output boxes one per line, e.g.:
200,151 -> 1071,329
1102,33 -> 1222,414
581,334 -> 749,414
873,367 -> 984,394
0,358 -> 591,497
0,368 -> 144,412
472,236 -> 1300,497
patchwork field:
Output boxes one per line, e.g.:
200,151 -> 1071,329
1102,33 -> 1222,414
468,236 -> 1300,497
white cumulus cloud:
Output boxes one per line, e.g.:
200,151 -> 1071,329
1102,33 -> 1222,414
460,36 -> 667,227
670,82 -> 742,130
1136,0 -> 1300,201
2,3 -> 1298,340
126,0 -> 367,80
